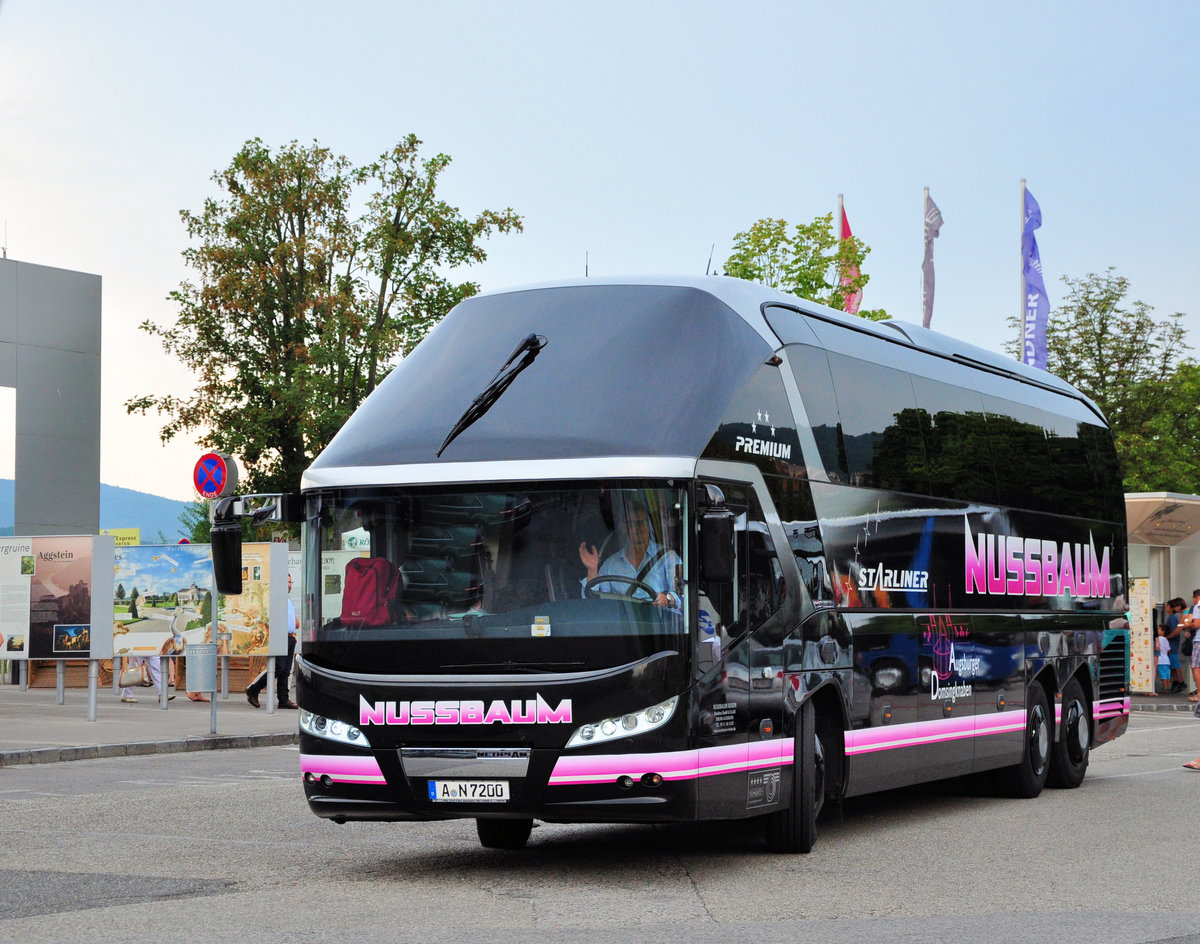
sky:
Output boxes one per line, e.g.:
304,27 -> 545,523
1,1 -> 1196,501
113,544 -> 213,598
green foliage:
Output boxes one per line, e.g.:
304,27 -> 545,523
1006,268 -> 1197,493
179,500 -> 211,544
723,213 -> 888,320
128,135 -> 523,494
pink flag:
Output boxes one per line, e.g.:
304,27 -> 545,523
840,207 -> 862,314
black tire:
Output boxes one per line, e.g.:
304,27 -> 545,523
476,817 -> 533,850
766,699 -> 823,853
999,682 -> 1051,798
1047,676 -> 1090,789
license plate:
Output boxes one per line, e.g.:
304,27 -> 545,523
428,779 -> 509,803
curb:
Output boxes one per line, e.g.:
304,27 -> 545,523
1130,702 -> 1198,713
0,731 -> 298,768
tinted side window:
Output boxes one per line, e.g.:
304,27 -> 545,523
1079,422 -> 1125,522
787,344 -> 846,482
825,352 -> 929,494
742,492 -> 784,630
1043,411 -> 1103,520
982,396 -> 1051,511
773,481 -> 831,604
702,482 -> 785,638
910,377 -> 997,503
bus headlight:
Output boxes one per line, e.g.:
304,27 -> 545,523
565,696 -> 679,748
300,710 -> 372,748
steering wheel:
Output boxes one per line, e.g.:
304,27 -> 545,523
584,574 -> 658,600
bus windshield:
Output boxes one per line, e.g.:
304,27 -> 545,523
305,482 -> 688,675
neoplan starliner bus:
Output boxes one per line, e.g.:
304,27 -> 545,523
211,276 -> 1130,854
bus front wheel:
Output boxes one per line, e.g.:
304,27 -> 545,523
766,698 -> 823,854
476,817 -> 533,850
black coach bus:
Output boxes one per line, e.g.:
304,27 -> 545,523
218,276 -> 1130,853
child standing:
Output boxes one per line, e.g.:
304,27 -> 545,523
1156,625 -> 1171,695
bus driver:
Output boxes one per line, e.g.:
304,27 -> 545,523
578,502 -> 681,608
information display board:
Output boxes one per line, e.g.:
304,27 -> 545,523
1129,577 -> 1154,694
0,535 -> 114,660
226,542 -> 289,657
112,544 -> 217,660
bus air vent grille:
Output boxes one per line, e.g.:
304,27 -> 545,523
1098,635 -> 1128,699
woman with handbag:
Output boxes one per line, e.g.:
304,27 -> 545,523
117,656 -> 144,703
118,655 -> 175,704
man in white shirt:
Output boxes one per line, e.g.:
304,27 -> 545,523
579,504 -> 681,609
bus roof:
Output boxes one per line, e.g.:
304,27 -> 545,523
304,277 -> 1102,490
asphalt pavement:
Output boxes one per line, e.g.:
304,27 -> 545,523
0,679 -> 1194,769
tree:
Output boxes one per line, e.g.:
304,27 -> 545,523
724,213 -> 888,320
116,583 -> 126,602
1005,268 -> 1198,492
128,136 -> 523,495
179,500 -> 211,544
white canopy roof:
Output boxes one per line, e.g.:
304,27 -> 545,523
1125,492 -> 1200,546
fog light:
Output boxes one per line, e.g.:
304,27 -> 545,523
617,775 -> 634,789
320,774 -> 333,788
641,773 -> 663,787
304,771 -> 315,784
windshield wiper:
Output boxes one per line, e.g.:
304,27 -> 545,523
437,332 -> 547,457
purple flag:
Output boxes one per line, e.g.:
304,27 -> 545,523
1021,189 -> 1049,370
921,193 -> 943,328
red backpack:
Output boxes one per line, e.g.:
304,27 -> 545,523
341,558 -> 400,627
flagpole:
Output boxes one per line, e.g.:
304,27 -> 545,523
1020,178 -> 1027,358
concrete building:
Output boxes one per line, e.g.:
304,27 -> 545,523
0,257 -> 101,534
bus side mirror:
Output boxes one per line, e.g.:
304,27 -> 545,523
700,509 -> 735,583
211,500 -> 243,595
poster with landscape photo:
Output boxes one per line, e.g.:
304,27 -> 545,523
26,536 -> 97,660
112,544 -> 217,659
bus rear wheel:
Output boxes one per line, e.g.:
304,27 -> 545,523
1047,676 -> 1090,789
476,817 -> 533,850
999,682 -> 1051,798
766,699 -> 823,853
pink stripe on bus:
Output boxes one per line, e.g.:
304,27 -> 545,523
1093,697 -> 1129,720
548,740 -> 791,786
301,753 -> 387,785
845,710 -> 1026,756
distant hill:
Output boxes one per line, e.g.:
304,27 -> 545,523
0,480 -> 192,540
